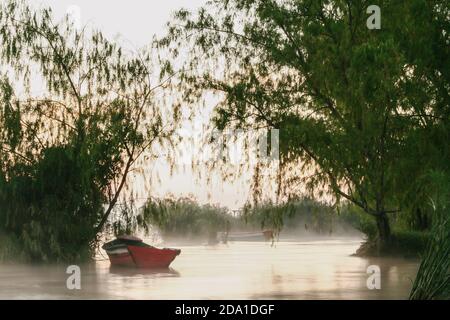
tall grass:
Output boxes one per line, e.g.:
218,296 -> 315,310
409,212 -> 450,300
409,172 -> 450,300
243,198 -> 341,235
141,198 -> 233,239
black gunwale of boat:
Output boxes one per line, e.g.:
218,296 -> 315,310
102,238 -> 151,251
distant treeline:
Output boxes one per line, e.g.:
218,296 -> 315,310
138,196 -> 432,257
141,198 -> 232,239
137,197 -> 358,237
139,197 -> 343,240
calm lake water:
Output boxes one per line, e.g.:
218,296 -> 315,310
0,237 -> 419,300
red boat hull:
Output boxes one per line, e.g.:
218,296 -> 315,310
127,245 -> 181,268
103,236 -> 181,268
108,252 -> 135,267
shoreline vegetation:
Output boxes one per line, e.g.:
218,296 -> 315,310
142,197 -> 432,258
0,0 -> 448,300
0,196 -> 431,261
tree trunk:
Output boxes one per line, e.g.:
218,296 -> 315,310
375,212 -> 392,251
95,155 -> 134,235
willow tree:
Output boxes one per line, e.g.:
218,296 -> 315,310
0,0 -> 176,261
158,0 -> 449,250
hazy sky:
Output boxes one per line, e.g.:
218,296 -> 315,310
38,0 -> 207,46
28,0 -> 256,210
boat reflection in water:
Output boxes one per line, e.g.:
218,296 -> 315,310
108,266 -> 180,278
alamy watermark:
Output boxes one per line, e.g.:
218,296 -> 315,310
66,265 -> 81,290
175,128 -> 280,167
367,5 -> 381,30
366,265 -> 381,290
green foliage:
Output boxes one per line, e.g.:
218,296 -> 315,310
142,197 -> 347,240
390,230 -> 430,256
243,198 -> 337,235
141,198 -> 233,239
410,214 -> 450,299
0,0 -> 175,261
339,205 -> 378,240
410,173 -> 450,300
0,146 -> 105,261
0,231 -> 25,262
158,0 -> 450,248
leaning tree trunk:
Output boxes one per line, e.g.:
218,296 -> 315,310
375,212 -> 392,252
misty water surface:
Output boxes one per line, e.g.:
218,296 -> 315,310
0,237 -> 419,299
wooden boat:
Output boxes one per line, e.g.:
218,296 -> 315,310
102,235 -> 181,268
